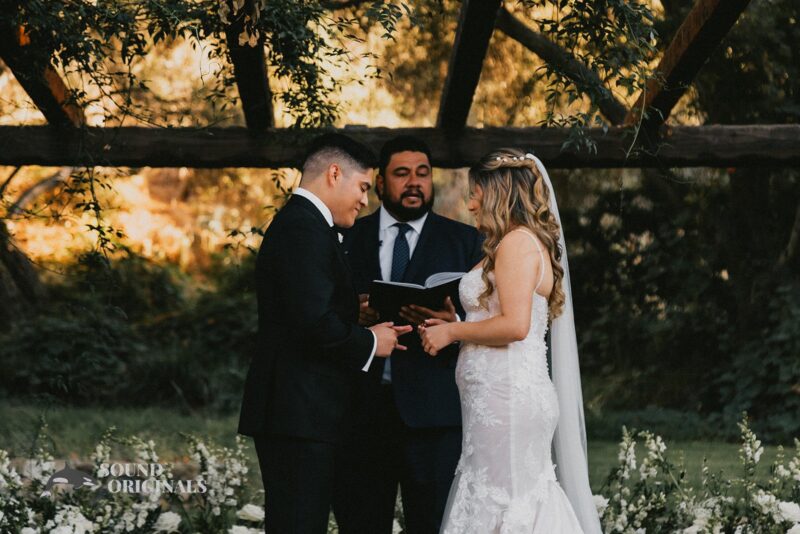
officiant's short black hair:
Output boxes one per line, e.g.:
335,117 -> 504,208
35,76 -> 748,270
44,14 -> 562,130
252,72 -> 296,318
302,133 -> 377,177
379,136 -> 433,178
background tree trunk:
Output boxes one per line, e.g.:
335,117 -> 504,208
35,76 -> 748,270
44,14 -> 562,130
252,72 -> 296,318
0,220 -> 45,324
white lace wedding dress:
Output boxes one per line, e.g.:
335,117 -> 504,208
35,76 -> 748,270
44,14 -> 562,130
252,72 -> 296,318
440,232 -> 585,534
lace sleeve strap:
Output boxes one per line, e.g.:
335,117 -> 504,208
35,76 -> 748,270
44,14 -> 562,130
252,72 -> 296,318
509,228 -> 546,293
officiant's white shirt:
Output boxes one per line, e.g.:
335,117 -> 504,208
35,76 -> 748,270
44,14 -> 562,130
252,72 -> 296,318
378,205 -> 428,282
292,187 -> 378,371
377,207 -> 428,383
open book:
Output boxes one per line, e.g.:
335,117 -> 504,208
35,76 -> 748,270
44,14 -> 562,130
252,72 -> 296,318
369,272 -> 465,322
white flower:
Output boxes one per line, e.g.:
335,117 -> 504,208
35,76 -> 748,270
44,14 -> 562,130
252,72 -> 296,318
593,494 -> 609,515
739,420 -> 764,465
392,519 -> 403,533
20,528 -> 39,534
153,511 -> 182,532
338,232 -> 344,243
46,505 -> 95,534
236,504 -> 265,522
22,459 -> 56,485
683,506 -> 711,533
754,489 -> 779,514
777,464 -> 792,478
787,524 -> 800,534
228,527 -> 260,534
778,501 -> 800,523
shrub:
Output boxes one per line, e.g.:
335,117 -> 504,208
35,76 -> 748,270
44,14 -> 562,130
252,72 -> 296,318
596,416 -> 800,533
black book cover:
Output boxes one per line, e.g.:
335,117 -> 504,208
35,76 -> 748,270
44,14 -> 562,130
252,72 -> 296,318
369,272 -> 464,322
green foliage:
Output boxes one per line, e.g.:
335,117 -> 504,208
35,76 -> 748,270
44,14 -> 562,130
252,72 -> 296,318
367,0 -> 657,135
567,168 -> 800,440
597,417 -> 800,533
0,303 -> 144,405
58,250 -> 188,321
0,0 -> 413,128
524,0 -> 658,146
0,251 -> 255,412
717,284 -> 800,442
569,175 -> 733,410
667,0 -> 800,124
586,408 -> 724,442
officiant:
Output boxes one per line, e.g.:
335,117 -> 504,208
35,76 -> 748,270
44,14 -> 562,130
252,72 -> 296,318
334,136 -> 484,534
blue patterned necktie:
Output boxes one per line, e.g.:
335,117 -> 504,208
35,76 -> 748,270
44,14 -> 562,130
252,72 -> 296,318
384,222 -> 412,383
390,223 -> 412,282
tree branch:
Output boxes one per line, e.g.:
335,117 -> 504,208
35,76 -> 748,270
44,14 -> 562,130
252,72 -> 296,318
0,166 -> 21,200
8,167 -> 72,216
0,219 -> 46,305
495,7 -> 628,126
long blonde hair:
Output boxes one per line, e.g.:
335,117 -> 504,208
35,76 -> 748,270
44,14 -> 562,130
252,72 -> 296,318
469,148 -> 565,318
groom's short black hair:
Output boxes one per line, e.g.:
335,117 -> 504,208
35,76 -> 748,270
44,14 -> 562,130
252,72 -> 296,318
302,133 -> 377,179
378,135 -> 433,178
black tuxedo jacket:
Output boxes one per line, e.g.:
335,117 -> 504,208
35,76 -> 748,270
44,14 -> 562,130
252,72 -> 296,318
238,195 -> 376,443
343,209 -> 484,428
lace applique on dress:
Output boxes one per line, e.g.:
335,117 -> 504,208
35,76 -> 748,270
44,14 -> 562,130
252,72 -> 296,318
439,265 -> 585,534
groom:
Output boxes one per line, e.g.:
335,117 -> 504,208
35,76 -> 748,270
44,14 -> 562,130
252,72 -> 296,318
238,133 -> 412,534
334,136 -> 484,534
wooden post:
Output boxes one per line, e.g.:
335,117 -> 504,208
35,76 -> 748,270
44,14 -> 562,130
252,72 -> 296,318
626,0 -> 752,129
436,0 -> 502,129
0,26 -> 84,127
224,15 -> 274,130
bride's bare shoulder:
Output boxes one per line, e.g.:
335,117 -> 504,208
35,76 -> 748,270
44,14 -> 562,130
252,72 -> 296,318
496,228 -> 544,256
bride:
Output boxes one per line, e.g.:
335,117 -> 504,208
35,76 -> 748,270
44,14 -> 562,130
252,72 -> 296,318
418,149 -> 602,533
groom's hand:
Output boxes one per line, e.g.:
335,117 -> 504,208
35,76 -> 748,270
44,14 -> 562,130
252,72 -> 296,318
358,294 -> 380,326
370,322 -> 414,356
399,296 -> 458,325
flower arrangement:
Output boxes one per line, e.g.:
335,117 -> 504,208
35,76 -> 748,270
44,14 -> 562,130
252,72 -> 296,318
3,415 -> 799,533
0,423 -> 264,534
596,416 -> 800,533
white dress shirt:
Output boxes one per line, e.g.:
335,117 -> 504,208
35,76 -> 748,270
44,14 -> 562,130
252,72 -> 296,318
378,207 -> 429,382
292,187 -> 377,371
378,206 -> 428,282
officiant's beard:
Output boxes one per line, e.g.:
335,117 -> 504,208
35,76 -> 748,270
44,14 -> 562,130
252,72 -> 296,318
382,190 -> 435,222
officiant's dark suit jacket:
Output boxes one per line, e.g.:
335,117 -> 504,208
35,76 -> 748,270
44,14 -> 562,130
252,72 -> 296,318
342,209 -> 484,427
238,195 -> 376,443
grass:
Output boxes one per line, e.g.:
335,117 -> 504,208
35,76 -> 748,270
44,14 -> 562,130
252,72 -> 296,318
0,401 -> 785,494
588,439 -> 780,492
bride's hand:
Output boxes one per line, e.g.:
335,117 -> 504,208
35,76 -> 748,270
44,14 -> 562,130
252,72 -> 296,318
418,319 -> 453,356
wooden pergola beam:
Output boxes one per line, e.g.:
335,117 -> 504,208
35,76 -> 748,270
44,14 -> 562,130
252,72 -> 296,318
627,0 -> 752,129
225,22 -> 274,129
436,0 -> 502,129
0,124 -> 796,169
495,8 -> 627,126
0,27 -> 84,127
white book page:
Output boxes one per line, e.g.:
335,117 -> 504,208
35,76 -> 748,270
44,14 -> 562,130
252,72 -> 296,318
373,280 -> 425,290
424,272 -> 466,288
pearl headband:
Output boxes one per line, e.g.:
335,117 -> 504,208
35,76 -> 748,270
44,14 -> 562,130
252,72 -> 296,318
495,152 -> 536,163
